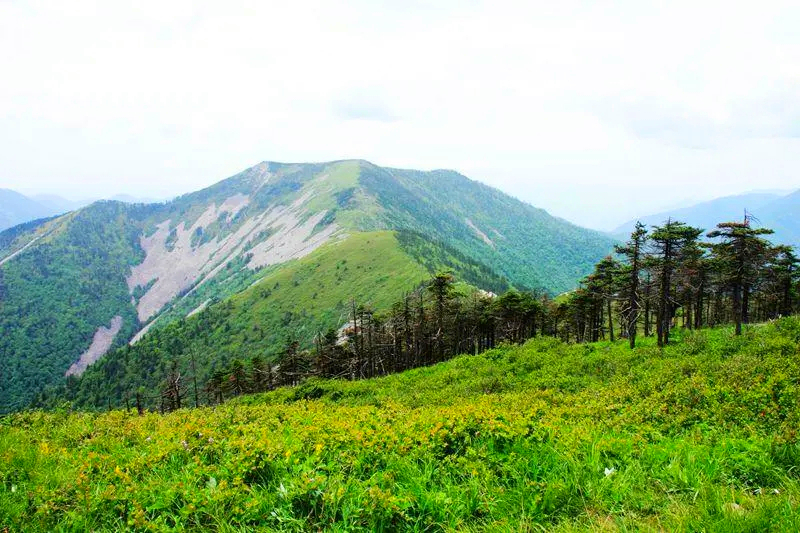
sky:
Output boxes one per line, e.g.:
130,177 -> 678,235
1,0 -> 798,231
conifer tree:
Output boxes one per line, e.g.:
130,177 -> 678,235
648,219 -> 703,346
592,255 -> 621,342
428,271 -> 455,361
769,246 -> 800,318
707,218 -> 774,335
615,222 -> 647,348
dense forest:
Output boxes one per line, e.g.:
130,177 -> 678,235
49,214 -> 797,412
0,203 -> 145,412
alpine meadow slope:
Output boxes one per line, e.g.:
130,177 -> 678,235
3,319 -> 800,530
0,160 -> 614,412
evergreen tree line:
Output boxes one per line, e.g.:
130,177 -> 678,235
567,216 -> 798,348
129,216 -> 799,412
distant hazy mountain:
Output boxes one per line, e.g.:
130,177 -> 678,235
612,190 -> 800,245
0,159 -> 615,412
755,190 -> 800,246
29,193 -> 88,214
0,189 -> 62,231
0,189 -> 163,233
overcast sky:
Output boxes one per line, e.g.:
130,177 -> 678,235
1,0 -> 798,230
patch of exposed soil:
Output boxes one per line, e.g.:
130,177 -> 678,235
127,192 -> 341,324
65,316 -> 123,376
465,218 -> 495,247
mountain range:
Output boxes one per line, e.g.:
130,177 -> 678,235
613,189 -> 800,244
0,189 -> 162,232
0,160 -> 615,412
0,189 -> 67,232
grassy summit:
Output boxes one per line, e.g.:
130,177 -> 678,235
2,318 -> 799,531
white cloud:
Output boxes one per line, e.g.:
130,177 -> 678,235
0,0 -> 798,229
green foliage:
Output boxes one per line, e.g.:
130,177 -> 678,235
61,231 -> 433,408
396,231 -> 512,294
0,159 -> 615,414
357,163 -> 615,294
3,319 -> 800,531
164,227 -> 177,251
0,216 -> 56,254
0,202 -> 144,413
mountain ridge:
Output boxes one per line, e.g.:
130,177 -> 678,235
612,189 -> 800,243
0,188 -> 60,232
0,159 -> 615,412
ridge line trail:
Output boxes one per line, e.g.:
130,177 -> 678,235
0,232 -> 49,267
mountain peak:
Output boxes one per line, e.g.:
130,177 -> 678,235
0,159 -> 616,412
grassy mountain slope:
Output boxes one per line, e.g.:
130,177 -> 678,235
358,163 -> 615,293
0,159 -> 612,413
3,318 -> 800,531
60,231 -> 511,409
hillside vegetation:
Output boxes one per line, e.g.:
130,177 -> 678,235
0,160 -> 613,413
53,214 -> 799,417
2,318 -> 799,531
358,163 -> 614,293
0,202 -> 144,412
57,231 -> 511,410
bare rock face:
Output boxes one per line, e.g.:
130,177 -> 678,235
465,218 -> 495,248
127,189 -> 342,326
66,316 -> 124,377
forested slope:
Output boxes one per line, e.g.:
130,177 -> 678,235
359,163 -> 615,293
0,159 -> 613,413
0,202 -> 144,411
55,231 -> 512,409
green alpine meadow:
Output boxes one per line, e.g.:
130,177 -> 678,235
2,319 -> 799,531
4,4 -> 800,531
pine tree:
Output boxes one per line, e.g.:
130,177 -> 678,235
615,222 -> 647,348
592,256 -> 621,342
648,219 -> 703,346
227,359 -> 249,396
707,218 -> 774,335
428,272 -> 455,362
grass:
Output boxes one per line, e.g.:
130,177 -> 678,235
2,319 -> 800,531
299,160 -> 361,215
224,230 -> 431,345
